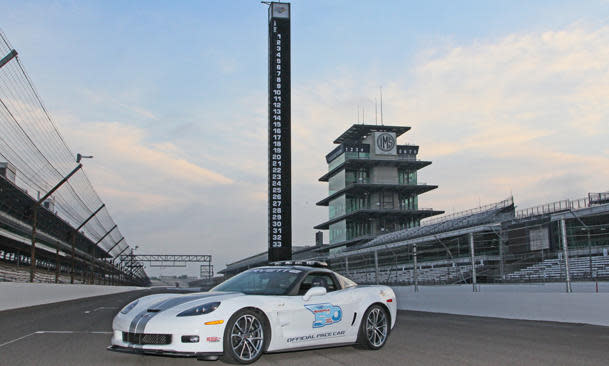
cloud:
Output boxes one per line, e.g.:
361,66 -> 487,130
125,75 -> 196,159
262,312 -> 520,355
67,121 -> 233,189
81,88 -> 159,121
50,117 -> 239,224
397,25 -> 609,209
292,24 -> 609,219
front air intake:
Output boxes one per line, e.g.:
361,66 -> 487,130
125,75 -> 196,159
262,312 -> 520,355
122,332 -> 172,345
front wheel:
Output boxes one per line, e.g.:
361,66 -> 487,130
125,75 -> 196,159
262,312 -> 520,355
221,309 -> 266,364
357,304 -> 389,350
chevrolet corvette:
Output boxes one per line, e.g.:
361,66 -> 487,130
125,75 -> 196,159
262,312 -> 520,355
108,261 -> 396,364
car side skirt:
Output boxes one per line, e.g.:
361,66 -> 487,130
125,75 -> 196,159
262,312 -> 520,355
267,342 -> 356,354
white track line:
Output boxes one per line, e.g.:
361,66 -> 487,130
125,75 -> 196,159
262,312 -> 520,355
0,332 -> 37,348
85,306 -> 118,314
0,330 -> 112,348
93,307 -> 118,311
37,331 -> 113,334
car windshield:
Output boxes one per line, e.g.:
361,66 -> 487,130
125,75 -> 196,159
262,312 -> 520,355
211,267 -> 302,295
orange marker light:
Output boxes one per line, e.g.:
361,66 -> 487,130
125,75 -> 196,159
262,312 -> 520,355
204,320 -> 224,325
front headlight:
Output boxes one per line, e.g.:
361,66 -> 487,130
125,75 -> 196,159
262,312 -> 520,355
177,302 -> 220,317
120,300 -> 139,315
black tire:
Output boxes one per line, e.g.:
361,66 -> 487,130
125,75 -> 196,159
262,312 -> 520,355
221,309 -> 267,364
356,304 -> 390,350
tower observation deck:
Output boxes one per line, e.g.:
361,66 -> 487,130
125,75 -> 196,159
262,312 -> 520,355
315,124 -> 443,253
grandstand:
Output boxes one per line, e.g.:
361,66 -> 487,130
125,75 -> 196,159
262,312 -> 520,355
0,31 -> 147,285
322,192 -> 609,285
222,191 -> 609,289
506,254 -> 609,282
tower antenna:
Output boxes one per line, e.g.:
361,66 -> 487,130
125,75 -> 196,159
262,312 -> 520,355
375,97 -> 378,125
380,86 -> 384,125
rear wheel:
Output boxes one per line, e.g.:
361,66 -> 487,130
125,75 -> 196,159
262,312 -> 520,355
357,304 -> 389,350
221,309 -> 266,364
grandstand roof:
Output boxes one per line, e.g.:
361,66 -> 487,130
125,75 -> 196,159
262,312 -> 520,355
351,197 -> 515,252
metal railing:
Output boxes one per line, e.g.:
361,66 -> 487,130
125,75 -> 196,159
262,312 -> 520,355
326,215 -> 609,293
421,197 -> 513,226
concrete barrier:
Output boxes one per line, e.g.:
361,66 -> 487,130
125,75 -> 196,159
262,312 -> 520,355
0,282 -> 144,311
393,282 -> 609,327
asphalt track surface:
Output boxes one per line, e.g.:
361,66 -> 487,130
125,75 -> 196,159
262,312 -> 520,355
1,290 -> 608,366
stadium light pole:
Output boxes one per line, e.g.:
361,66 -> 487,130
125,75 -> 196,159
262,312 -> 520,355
30,164 -> 82,282
76,153 -> 93,163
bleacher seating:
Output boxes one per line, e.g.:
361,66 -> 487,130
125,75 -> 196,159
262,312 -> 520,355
0,253 -> 111,284
0,261 -> 74,283
506,253 -> 609,281
343,262 -> 482,285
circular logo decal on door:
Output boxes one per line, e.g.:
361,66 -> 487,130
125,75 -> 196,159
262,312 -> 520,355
376,133 -> 395,152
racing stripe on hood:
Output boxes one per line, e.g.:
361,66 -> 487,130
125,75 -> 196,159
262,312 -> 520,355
135,312 -> 156,334
147,293 -> 220,312
128,310 -> 149,333
138,293 -> 223,332
128,295 -> 178,333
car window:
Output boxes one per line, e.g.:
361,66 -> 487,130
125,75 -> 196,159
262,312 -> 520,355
336,273 -> 357,288
211,267 -> 302,295
298,273 -> 338,295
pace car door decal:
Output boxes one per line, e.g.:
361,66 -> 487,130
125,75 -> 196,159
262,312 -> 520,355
304,303 -> 342,328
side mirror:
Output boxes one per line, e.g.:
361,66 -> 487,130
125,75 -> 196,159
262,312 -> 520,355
303,286 -> 327,301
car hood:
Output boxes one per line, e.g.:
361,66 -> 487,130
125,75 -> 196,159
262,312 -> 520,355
146,292 -> 240,312
124,291 -> 242,317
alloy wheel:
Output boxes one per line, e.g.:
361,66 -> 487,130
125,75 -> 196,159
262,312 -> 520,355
230,314 -> 264,362
366,307 -> 388,347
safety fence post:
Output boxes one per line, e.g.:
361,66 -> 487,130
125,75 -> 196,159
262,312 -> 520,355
560,219 -> 572,293
469,232 -> 477,292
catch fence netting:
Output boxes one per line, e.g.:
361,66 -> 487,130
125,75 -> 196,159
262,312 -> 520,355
0,30 -> 128,257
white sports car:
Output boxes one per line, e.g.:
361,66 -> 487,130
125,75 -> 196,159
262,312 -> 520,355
109,261 -> 396,364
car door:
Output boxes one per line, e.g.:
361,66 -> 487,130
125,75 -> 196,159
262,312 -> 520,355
277,272 -> 357,349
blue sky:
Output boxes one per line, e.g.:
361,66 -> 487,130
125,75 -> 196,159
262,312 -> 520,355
2,0 -> 609,274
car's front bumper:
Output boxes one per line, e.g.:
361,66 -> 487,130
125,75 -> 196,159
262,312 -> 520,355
111,312 -> 227,355
110,325 -> 225,355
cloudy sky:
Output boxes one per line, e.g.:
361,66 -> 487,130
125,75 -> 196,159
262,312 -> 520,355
2,0 -> 608,275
